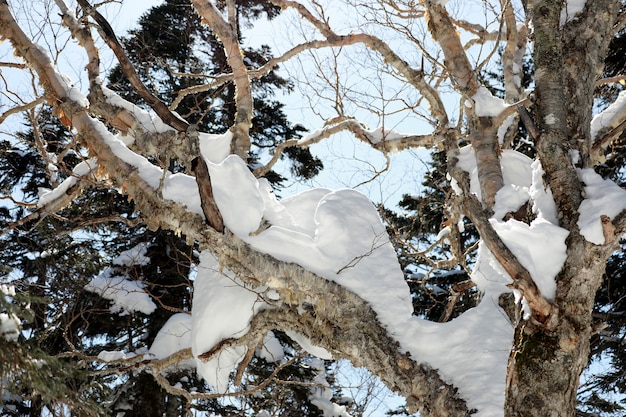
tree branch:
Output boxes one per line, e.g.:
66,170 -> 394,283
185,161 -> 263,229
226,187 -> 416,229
422,1 -> 480,97
191,0 -> 252,159
76,0 -> 189,132
253,118 -> 442,177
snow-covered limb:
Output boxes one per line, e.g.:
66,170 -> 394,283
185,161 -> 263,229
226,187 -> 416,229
1,157 -> 99,238
9,61 -> 470,416
590,90 -> 626,163
445,142 -> 555,325
76,0 -> 189,132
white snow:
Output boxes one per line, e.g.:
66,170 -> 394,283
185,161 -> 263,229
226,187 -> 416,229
362,127 -> 405,146
493,185 -> 528,220
561,0 -> 588,24
207,156 -> 265,236
149,313 -> 192,360
85,244 -> 157,315
456,145 -> 533,206
472,86 -> 508,117
112,242 -> 151,266
0,284 -> 16,297
0,313 -> 20,342
255,331 -> 285,363
199,131 -> 232,164
37,158 -> 97,208
92,109 -> 576,416
191,251 -> 266,393
307,357 -> 352,417
189,149 -> 513,415
286,331 -> 333,360
101,85 -> 174,134
97,349 -> 143,362
577,168 -> 626,244
148,313 -> 196,372
591,90 -> 626,140
58,72 -> 89,108
529,160 -> 559,224
85,274 -> 157,315
497,114 -> 515,145
490,218 -> 568,301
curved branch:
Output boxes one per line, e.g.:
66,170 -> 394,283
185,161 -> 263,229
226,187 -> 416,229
253,118 -> 442,177
0,96 -> 45,125
76,0 -> 189,132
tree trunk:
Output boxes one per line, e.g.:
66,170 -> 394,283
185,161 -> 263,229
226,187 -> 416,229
505,241 -> 613,416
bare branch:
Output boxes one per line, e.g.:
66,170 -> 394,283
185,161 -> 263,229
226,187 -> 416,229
191,0 -> 252,158
0,96 -> 45,125
253,118 -> 441,178
422,1 -> 480,97
76,0 -> 189,132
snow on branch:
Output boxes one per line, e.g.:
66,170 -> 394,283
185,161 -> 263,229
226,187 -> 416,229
590,90 -> 626,163
36,158 -> 98,210
76,0 -> 189,132
0,24 -> 468,408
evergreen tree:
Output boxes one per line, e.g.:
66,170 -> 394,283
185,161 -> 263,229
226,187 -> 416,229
0,1 -> 351,416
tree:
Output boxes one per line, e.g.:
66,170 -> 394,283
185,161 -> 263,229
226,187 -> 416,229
0,1 -> 334,415
2,0 -> 626,416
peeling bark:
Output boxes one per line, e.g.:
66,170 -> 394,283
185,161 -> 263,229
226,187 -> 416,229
4,0 -> 626,415
191,0 -> 252,159
471,116 -> 504,209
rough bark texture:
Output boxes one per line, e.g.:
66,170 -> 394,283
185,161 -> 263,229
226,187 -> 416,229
4,0 -> 626,415
504,1 -> 622,416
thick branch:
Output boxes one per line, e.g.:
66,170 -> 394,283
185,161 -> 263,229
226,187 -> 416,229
422,1 -> 480,97
528,0 -> 582,231
192,156 -> 224,233
561,0 -> 620,165
0,6 -> 472,412
445,131 -> 553,326
54,0 -> 100,83
191,0 -> 252,159
471,116 -> 504,209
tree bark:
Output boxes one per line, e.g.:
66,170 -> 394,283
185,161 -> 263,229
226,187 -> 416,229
504,1 -> 622,415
